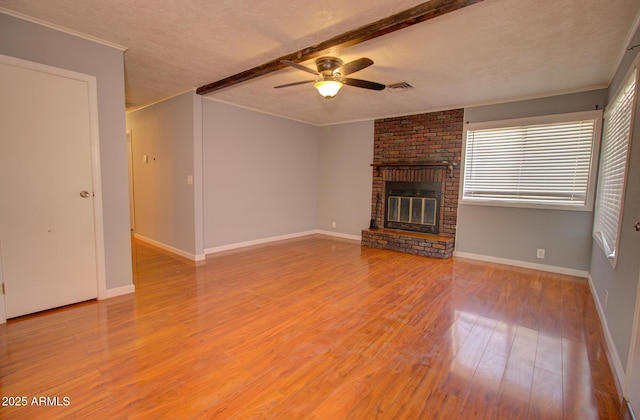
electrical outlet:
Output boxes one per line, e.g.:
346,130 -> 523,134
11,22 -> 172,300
536,248 -> 545,259
604,289 -> 609,308
331,221 -> 337,228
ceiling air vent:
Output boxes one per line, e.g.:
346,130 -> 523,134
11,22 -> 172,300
387,81 -> 414,92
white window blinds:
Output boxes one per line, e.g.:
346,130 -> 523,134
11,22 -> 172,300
593,68 -> 637,261
463,111 -> 601,209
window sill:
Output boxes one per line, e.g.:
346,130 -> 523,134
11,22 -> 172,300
592,232 -> 618,268
460,199 -> 593,212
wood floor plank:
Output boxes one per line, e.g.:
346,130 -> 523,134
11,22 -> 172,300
461,349 -> 509,419
0,235 -> 626,418
562,336 -> 601,419
493,325 -> 538,419
529,367 -> 563,419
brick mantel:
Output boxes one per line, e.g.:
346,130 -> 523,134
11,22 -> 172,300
362,109 -> 463,258
371,161 -> 457,178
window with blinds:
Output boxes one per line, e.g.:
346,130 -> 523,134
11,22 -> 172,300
593,67 -> 637,263
462,110 -> 602,210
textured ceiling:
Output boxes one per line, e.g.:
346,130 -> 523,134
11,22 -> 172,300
1,0 -> 639,125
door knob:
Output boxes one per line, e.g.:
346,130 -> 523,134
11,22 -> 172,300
80,190 -> 91,198
635,221 -> 640,232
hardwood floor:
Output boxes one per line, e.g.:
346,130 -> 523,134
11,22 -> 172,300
0,235 -> 630,419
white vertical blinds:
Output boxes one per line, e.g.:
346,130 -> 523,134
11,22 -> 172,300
593,67 -> 637,261
463,112 -> 600,208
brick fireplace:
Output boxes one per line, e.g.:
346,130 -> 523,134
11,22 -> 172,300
361,109 -> 463,258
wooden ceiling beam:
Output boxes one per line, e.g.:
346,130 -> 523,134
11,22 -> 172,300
196,0 -> 485,96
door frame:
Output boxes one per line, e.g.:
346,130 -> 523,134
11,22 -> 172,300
127,130 -> 136,232
0,54 -> 107,323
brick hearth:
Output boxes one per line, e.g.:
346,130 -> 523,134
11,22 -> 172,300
362,228 -> 455,258
362,109 -> 463,258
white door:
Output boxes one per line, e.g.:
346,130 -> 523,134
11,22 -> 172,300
0,59 -> 99,318
627,262 -> 640,417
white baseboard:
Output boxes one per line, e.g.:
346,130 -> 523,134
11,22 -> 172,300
134,234 -> 205,262
587,274 -> 626,392
453,251 -> 589,278
204,230 -> 318,255
204,230 -> 362,255
135,230 -> 362,260
313,230 -> 362,241
99,284 -> 135,300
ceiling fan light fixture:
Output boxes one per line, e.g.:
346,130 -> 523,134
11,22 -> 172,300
314,80 -> 343,98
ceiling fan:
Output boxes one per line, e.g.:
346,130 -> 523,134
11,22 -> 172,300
274,57 -> 386,99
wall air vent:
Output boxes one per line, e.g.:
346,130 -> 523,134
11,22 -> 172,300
387,81 -> 414,92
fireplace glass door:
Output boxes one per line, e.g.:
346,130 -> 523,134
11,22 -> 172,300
387,196 -> 436,226
384,181 -> 441,234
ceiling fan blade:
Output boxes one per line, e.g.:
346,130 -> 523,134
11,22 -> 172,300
338,58 -> 374,76
274,80 -> 316,89
280,60 -> 320,76
343,78 -> 386,91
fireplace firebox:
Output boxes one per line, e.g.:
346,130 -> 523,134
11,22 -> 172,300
384,181 -> 441,234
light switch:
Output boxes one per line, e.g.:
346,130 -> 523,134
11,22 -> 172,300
187,175 -> 193,185
142,155 -> 148,163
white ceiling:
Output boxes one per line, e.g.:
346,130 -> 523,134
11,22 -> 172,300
1,0 -> 639,125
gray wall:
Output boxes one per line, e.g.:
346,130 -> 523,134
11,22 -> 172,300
589,33 -> 640,370
456,89 -> 608,272
126,91 -> 196,255
317,121 -> 374,237
130,97 -> 372,251
202,100 -> 320,248
0,13 -> 133,290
